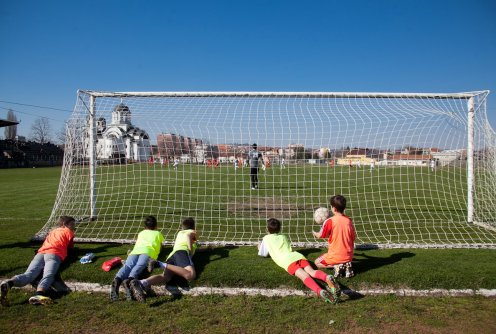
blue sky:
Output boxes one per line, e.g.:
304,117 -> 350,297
1,0 -> 495,139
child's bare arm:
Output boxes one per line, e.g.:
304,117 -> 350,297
187,230 -> 197,252
312,230 -> 322,238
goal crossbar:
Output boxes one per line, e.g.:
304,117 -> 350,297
35,89 -> 496,249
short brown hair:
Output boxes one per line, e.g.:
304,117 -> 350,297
266,218 -> 281,234
330,195 -> 346,213
59,216 -> 75,227
144,216 -> 157,229
182,217 -> 195,230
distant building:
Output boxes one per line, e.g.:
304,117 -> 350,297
92,103 -> 151,162
432,149 -> 464,166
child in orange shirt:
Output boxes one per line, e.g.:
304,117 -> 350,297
313,195 -> 356,277
0,216 -> 76,306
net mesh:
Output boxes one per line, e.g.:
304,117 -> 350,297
35,90 -> 496,248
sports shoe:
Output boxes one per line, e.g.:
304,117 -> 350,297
110,278 -> 120,302
1,281 -> 11,307
319,289 -> 337,304
101,257 -> 123,272
129,279 -> 146,303
325,275 -> 341,299
122,279 -> 134,301
147,259 -> 157,273
28,295 -> 53,305
333,264 -> 345,278
345,262 -> 354,278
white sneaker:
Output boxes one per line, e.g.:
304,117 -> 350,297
29,295 -> 53,305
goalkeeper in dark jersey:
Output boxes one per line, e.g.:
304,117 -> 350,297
248,143 -> 262,190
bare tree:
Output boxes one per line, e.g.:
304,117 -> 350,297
56,124 -> 67,146
30,117 -> 52,144
4,109 -> 18,140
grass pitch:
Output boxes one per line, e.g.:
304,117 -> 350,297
35,163 -> 496,246
1,167 -> 496,333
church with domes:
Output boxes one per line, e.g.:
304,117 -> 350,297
93,103 -> 151,162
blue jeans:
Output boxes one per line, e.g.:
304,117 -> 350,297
116,254 -> 150,280
14,253 -> 62,291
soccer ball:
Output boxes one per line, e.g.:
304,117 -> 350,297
314,207 -> 330,224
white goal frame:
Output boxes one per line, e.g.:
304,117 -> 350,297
36,90 -> 496,248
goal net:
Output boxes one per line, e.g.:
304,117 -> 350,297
35,90 -> 496,248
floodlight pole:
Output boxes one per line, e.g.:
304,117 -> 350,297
89,95 -> 97,219
467,97 -> 475,224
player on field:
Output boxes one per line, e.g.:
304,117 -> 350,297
258,218 -> 339,304
132,217 -> 198,302
1,216 -> 76,306
313,195 -> 356,278
248,143 -> 262,189
110,216 -> 164,302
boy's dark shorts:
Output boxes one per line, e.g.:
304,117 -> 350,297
166,250 -> 194,268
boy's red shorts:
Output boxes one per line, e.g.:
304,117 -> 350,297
314,255 -> 334,268
287,259 -> 310,275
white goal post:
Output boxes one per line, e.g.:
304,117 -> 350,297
35,90 -> 496,248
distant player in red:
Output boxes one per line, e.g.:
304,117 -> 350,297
313,195 -> 356,277
329,159 -> 334,168
163,158 -> 168,167
148,156 -> 154,166
207,159 -> 212,168
213,159 -> 219,168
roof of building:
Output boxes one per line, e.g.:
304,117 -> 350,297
0,119 -> 19,128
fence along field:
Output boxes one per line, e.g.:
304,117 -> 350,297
35,91 -> 496,248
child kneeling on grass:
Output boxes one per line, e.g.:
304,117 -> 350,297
258,218 -> 339,304
313,195 -> 356,278
131,217 -> 198,302
1,216 -> 76,306
110,215 -> 164,302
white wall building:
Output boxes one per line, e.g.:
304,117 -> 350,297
92,104 -> 151,162
432,150 -> 463,166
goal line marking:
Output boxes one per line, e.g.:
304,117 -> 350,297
15,281 -> 496,298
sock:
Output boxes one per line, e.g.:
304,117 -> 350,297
35,290 -> 48,297
303,277 -> 322,295
314,270 -> 328,282
158,261 -> 168,270
139,280 -> 149,289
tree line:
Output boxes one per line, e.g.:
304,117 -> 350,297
3,110 -> 65,145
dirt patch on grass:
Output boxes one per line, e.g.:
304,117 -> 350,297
226,197 -> 314,219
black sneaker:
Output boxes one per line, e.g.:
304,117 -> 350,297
147,259 -> 157,273
122,279 -> 134,301
129,279 -> 146,303
1,281 -> 11,307
110,278 -> 120,302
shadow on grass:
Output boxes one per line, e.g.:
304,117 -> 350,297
298,248 -> 323,259
147,246 -> 235,307
353,251 -> 415,274
0,241 -> 40,251
194,246 -> 235,279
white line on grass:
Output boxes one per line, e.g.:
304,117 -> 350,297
41,281 -> 496,298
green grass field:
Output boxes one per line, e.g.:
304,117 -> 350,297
1,167 -> 496,333
39,163 -> 496,246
